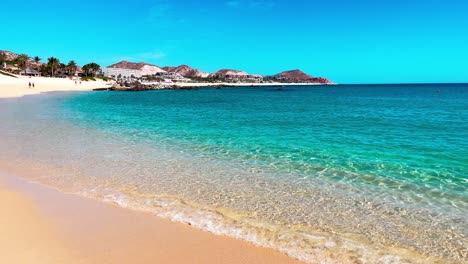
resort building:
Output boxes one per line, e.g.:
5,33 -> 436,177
102,67 -> 143,79
19,68 -> 41,76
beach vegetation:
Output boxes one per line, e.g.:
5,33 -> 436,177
81,76 -> 96,81
59,63 -> 67,76
82,62 -> 101,77
67,60 -> 77,76
97,76 -> 110,81
33,56 -> 41,63
17,54 -> 30,74
47,57 -> 60,77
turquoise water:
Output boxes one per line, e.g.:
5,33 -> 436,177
0,84 -> 467,263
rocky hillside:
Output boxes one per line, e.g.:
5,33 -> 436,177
0,50 -> 20,61
209,69 -> 250,78
108,60 -> 166,75
162,65 -> 208,78
0,50 -> 43,68
270,69 -> 332,83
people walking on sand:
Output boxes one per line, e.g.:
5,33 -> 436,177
75,80 -> 77,85
29,82 -> 31,88
32,82 -> 35,88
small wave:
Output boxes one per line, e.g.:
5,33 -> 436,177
78,187 -> 433,264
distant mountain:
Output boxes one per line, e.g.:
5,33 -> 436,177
108,60 -> 166,75
0,50 -> 20,61
270,69 -> 332,84
0,50 -> 44,68
162,65 -> 208,78
209,69 -> 250,78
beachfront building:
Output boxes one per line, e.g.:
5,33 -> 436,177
102,67 -> 143,79
19,68 -> 41,76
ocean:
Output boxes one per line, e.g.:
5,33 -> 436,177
0,84 -> 466,263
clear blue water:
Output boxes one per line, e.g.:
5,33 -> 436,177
0,84 -> 467,263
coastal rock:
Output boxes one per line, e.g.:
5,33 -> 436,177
162,65 -> 209,78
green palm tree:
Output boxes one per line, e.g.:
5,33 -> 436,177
47,57 -> 60,77
33,56 -> 41,63
17,54 -> 30,75
82,62 -> 101,76
59,63 -> 67,75
67,60 -> 77,76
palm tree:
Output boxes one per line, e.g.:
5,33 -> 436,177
47,57 -> 60,77
67,60 -> 77,76
59,63 -> 67,75
91,63 -> 101,76
33,56 -> 41,63
17,54 -> 30,75
82,62 -> 101,76
0,52 -> 6,70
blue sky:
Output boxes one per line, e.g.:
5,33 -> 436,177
3,0 -> 468,83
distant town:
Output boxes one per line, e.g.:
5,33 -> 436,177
0,50 -> 333,90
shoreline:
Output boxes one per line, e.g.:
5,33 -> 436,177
0,74 -> 112,98
0,73 -> 332,98
0,167 -> 303,264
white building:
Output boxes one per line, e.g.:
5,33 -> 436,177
102,68 -> 143,79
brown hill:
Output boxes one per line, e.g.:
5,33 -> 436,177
0,50 -> 20,61
162,65 -> 208,78
272,70 -> 332,83
0,50 -> 44,68
274,70 -> 314,81
209,69 -> 250,78
108,60 -> 166,75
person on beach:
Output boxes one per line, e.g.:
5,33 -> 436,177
75,80 -> 77,85
28,82 -> 31,88
32,82 -> 35,88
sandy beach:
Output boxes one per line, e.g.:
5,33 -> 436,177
0,74 -> 111,98
0,167 -> 303,264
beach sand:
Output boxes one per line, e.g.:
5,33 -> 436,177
0,168 -> 303,264
0,74 -> 111,98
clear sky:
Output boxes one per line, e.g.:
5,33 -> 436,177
3,0 -> 468,83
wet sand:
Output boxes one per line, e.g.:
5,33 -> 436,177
0,170 -> 303,264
